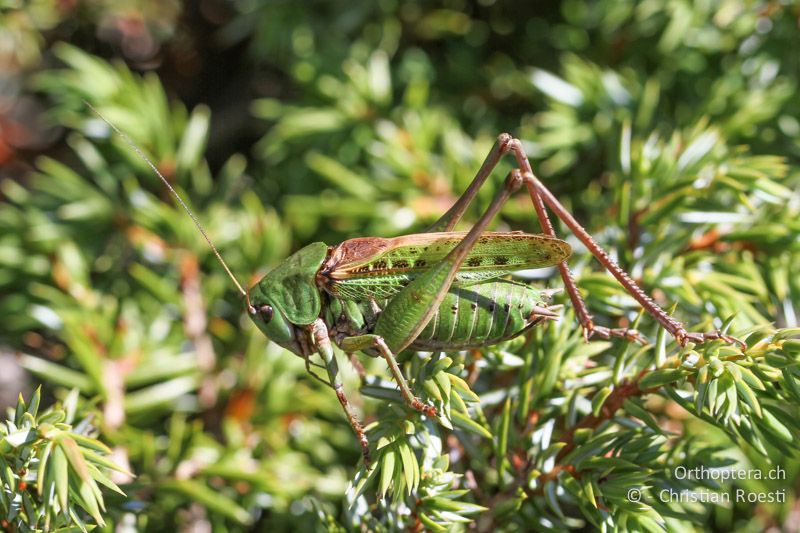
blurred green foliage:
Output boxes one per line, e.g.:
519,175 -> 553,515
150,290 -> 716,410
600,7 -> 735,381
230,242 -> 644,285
1,0 -> 799,531
1,388 -> 127,530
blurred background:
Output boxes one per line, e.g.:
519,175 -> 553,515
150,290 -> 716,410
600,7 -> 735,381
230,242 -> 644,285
1,1 -> 799,531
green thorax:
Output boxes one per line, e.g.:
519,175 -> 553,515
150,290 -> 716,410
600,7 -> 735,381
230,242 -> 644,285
253,241 -> 328,325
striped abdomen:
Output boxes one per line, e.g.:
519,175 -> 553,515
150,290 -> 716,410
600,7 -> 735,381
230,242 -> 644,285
410,280 -> 553,351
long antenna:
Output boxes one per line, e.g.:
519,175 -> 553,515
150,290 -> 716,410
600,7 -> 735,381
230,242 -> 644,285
85,101 -> 249,299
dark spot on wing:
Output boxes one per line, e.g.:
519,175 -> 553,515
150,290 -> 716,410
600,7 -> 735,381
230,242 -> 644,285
466,257 -> 482,267
415,259 -> 426,268
393,259 -> 410,269
494,256 -> 509,266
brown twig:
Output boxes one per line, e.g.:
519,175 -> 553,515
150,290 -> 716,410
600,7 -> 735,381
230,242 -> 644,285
555,370 -> 654,463
524,369 -> 659,493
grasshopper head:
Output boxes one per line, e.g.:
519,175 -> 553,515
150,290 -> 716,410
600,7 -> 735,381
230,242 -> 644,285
245,242 -> 329,355
246,287 -> 297,351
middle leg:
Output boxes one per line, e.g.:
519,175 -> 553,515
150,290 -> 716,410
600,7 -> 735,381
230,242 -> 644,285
340,334 -> 437,418
341,170 -> 528,417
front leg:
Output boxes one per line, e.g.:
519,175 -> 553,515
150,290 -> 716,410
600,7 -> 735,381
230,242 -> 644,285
309,320 -> 371,464
341,334 -> 437,418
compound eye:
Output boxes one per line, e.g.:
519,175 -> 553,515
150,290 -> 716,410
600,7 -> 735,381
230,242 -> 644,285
258,304 -> 273,323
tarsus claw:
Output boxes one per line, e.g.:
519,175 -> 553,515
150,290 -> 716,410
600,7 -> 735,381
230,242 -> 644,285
411,398 -> 437,418
677,330 -> 746,349
584,325 -> 649,345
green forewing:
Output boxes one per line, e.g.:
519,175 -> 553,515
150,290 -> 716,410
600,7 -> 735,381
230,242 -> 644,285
322,231 -> 570,301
